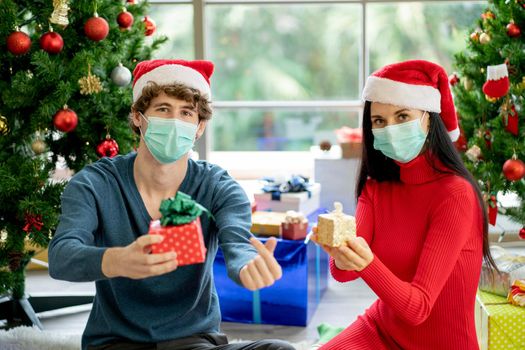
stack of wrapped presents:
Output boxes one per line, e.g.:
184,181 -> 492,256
214,178 -> 330,326
476,246 -> 525,349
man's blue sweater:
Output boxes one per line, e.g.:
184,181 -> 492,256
48,152 -> 257,349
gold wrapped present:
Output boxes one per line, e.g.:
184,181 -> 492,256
316,202 -> 356,247
251,211 -> 287,237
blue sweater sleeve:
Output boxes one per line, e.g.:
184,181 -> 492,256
48,172 -> 108,282
212,172 -> 257,286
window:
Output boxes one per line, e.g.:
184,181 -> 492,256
207,4 -> 362,101
211,107 -> 360,151
148,4 -> 194,59
149,0 -> 484,178
367,2 -> 485,73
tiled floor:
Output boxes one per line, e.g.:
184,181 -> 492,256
24,270 -> 376,344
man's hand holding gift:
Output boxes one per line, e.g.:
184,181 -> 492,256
102,234 -> 178,279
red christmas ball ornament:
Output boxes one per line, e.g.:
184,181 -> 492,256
519,227 -> 525,239
143,16 -> 156,36
7,30 -> 31,55
53,106 -> 78,132
84,13 -> 110,41
502,156 -> 525,181
40,30 -> 64,54
507,21 -> 521,38
449,73 -> 459,87
117,8 -> 134,29
96,135 -> 119,158
470,32 -> 479,42
127,0 -> 136,4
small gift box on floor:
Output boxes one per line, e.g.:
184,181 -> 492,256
148,192 -> 211,266
281,210 -> 308,240
479,247 -> 525,297
335,126 -> 362,159
251,211 -> 287,237
475,290 -> 525,350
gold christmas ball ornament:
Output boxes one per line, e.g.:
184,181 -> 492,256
463,78 -> 473,91
479,33 -> 491,44
0,115 -> 9,135
31,139 -> 47,154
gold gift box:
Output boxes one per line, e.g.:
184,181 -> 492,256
251,211 -> 287,237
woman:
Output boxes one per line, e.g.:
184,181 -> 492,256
314,60 -> 496,349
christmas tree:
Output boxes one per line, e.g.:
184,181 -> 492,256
0,0 -> 166,302
452,0 -> 525,237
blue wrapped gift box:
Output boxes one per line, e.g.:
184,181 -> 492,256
213,238 -> 328,326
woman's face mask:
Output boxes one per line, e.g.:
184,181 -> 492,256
371,111 -> 428,163
139,112 -> 198,164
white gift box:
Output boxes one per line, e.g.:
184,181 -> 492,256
253,183 -> 321,216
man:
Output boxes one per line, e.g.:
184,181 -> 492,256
49,59 -> 294,350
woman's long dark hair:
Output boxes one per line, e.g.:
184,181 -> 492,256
356,101 -> 497,271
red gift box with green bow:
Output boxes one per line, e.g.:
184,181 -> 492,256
149,192 -> 212,266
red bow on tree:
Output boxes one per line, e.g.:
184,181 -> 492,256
23,213 -> 43,233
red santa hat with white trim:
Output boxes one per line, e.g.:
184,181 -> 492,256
362,60 -> 459,141
132,59 -> 214,102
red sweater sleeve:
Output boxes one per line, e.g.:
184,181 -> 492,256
358,187 -> 476,326
330,180 -> 376,282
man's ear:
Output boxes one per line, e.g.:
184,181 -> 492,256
131,110 -> 142,129
195,120 -> 208,140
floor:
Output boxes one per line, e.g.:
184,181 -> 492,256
18,219 -> 525,346
24,269 -> 376,345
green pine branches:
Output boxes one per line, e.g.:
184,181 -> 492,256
453,0 -> 525,226
0,0 -> 167,300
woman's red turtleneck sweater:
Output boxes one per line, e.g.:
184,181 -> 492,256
321,154 -> 483,350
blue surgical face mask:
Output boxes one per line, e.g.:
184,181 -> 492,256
139,112 -> 198,164
372,111 -> 428,163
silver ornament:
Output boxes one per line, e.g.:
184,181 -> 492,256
111,63 -> 132,87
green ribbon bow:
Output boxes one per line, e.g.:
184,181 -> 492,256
159,191 -> 213,226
